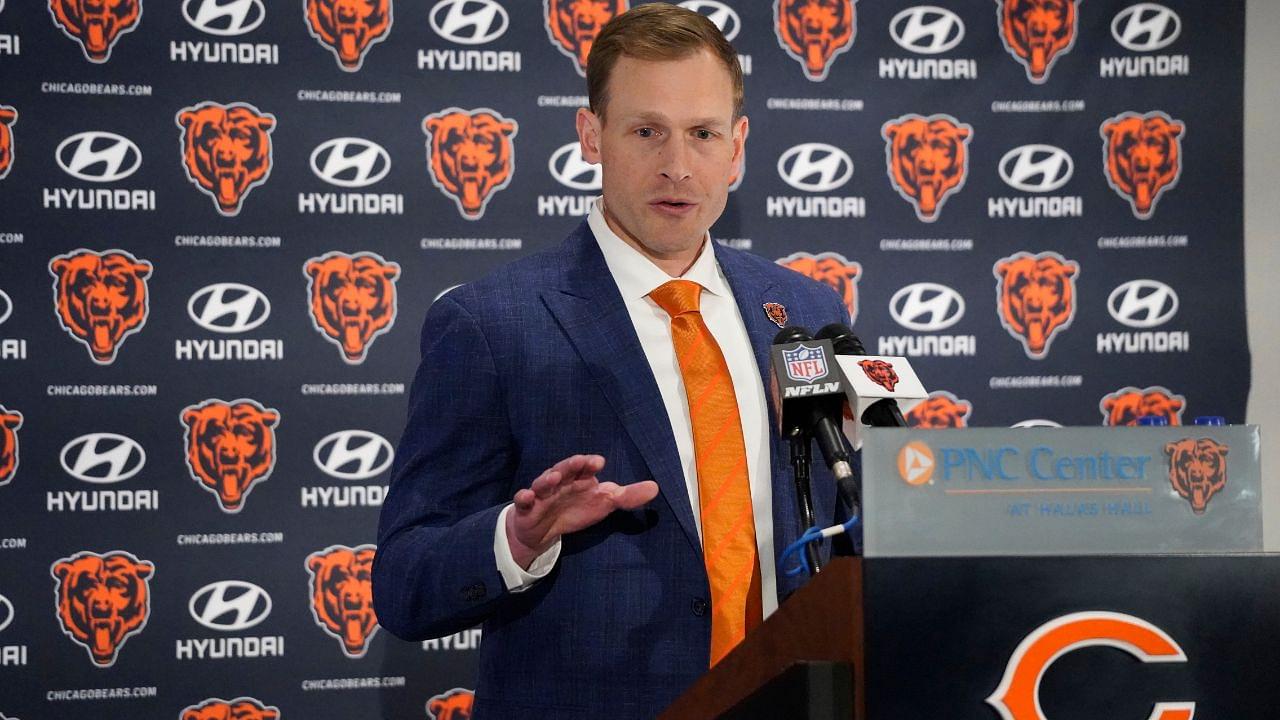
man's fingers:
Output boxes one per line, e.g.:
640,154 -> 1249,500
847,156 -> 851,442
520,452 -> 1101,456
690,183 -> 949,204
531,470 -> 560,499
605,480 -> 660,510
512,488 -> 536,511
550,454 -> 605,483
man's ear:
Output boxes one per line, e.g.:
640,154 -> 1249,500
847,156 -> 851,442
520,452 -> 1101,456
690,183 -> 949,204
730,114 -> 749,180
576,107 -> 603,164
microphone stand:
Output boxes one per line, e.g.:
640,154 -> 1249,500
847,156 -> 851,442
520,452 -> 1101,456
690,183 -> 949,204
787,429 -> 823,574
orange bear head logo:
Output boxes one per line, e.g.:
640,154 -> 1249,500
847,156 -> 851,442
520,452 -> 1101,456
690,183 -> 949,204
1164,438 -> 1228,515
176,101 -> 276,217
1101,111 -> 1184,220
1100,386 -> 1185,427
763,302 -> 788,328
906,391 -> 972,428
544,0 -> 627,76
306,544 -> 379,658
0,405 -> 22,487
180,399 -> 280,513
993,251 -> 1078,359
776,251 -> 861,323
49,248 -> 152,364
427,688 -> 475,720
774,0 -> 856,81
48,0 -> 142,63
858,359 -> 899,392
304,251 -> 400,364
181,697 -> 280,720
423,108 -> 518,220
996,0 -> 1079,83
0,104 -> 16,180
51,550 -> 154,667
883,114 -> 972,222
305,0 -> 393,71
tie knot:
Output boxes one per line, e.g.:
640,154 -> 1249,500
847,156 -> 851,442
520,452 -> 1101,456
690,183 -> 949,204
650,279 -> 703,317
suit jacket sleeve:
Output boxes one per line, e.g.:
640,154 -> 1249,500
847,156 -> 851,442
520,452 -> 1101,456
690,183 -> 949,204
372,293 -> 519,641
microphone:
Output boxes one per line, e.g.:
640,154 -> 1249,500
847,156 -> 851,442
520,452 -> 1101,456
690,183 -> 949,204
768,327 -> 854,483
816,323 -> 914,429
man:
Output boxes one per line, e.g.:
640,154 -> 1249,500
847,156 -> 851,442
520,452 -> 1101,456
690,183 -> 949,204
373,5 -> 848,717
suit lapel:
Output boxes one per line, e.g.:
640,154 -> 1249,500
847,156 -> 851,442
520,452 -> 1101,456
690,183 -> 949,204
540,222 -> 702,555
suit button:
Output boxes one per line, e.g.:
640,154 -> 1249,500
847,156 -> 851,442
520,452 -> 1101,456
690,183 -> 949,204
692,598 -> 708,617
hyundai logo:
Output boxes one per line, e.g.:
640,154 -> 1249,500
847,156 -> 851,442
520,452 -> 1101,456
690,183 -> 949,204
1011,419 -> 1063,428
314,430 -> 394,480
889,6 -> 964,55
189,580 -> 272,632
1108,279 -> 1178,328
548,142 -> 601,191
59,433 -> 146,484
55,131 -> 141,183
310,138 -> 391,188
182,0 -> 265,37
0,594 -> 12,633
777,143 -> 853,193
188,283 -> 271,334
998,144 -> 1073,193
0,289 -> 11,325
678,1 -> 740,42
430,0 -> 509,45
890,282 -> 965,332
1112,3 -> 1181,53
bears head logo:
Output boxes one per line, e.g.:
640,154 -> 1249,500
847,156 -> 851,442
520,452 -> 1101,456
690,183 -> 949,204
306,544 -> 379,658
1100,386 -> 1185,427
0,405 -> 22,487
48,0 -> 142,63
882,114 -> 972,222
304,251 -> 400,364
763,302 -> 788,328
544,0 -> 627,76
427,688 -> 475,720
1101,111 -> 1184,220
858,359 -> 899,392
993,251 -> 1078,359
776,251 -> 861,323
0,104 -> 16,180
906,391 -> 972,428
51,550 -> 154,667
305,0 -> 392,71
1164,438 -> 1228,515
180,398 -> 280,513
181,698 -> 280,720
774,0 -> 856,81
996,0 -> 1079,83
423,108 -> 518,220
49,248 -> 152,364
176,102 -> 276,217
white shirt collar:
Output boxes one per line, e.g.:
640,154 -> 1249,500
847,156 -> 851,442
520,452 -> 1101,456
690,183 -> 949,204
588,196 -> 730,302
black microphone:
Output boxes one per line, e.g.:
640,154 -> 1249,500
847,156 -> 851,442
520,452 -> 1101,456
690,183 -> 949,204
816,323 -> 908,428
770,327 -> 854,483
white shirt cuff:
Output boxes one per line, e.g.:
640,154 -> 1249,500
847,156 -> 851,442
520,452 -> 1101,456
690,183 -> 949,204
494,504 -> 562,592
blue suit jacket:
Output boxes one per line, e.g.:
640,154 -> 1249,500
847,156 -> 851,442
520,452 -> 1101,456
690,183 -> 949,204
374,219 -> 850,718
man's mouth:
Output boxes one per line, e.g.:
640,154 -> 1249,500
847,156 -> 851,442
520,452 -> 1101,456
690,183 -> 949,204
652,199 -> 696,212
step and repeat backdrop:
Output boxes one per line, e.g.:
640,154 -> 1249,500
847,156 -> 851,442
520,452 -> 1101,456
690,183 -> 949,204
0,0 -> 1247,717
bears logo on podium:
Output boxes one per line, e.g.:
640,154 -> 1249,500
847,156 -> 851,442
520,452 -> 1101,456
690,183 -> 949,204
774,0 -> 856,81
1101,111 -> 1184,220
177,102 -> 276,217
882,114 -> 972,223
1100,386 -> 1185,427
306,544 -> 379,658
180,398 -> 280,513
0,405 -> 22,487
776,251 -> 861,323
905,390 -> 972,428
51,550 -> 154,667
993,251 -> 1078,359
423,108 -> 518,220
544,0 -> 627,76
304,251 -> 400,364
0,104 -> 16,180
996,0 -> 1079,84
305,0 -> 392,71
49,248 -> 152,364
858,359 -> 899,392
427,688 -> 475,720
1165,438 -> 1228,515
181,697 -> 280,720
48,0 -> 142,63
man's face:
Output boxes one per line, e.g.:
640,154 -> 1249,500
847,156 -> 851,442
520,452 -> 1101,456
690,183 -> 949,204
577,50 -> 747,265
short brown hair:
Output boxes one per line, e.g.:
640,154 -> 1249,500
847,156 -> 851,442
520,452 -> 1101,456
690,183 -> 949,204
586,4 -> 744,122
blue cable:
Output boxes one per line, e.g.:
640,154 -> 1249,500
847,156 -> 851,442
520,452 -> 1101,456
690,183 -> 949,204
781,514 -> 860,577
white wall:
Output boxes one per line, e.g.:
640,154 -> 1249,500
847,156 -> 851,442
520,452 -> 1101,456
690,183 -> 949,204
1245,0 -> 1279,549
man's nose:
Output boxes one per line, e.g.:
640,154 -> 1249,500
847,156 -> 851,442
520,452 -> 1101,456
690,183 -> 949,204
659,138 -> 692,182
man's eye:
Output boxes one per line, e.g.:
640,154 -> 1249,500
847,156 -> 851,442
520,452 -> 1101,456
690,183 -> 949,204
695,129 -> 714,140
636,128 -> 656,138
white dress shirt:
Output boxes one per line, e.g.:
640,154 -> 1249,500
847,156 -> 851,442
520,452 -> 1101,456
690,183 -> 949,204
494,196 -> 778,618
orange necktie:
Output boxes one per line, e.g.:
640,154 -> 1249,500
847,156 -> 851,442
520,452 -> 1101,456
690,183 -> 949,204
650,279 -> 763,667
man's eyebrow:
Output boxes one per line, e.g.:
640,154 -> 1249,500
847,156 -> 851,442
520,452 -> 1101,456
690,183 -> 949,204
624,112 -> 727,128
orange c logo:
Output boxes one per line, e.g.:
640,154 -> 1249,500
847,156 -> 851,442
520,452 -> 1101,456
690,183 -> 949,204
987,611 -> 1195,720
